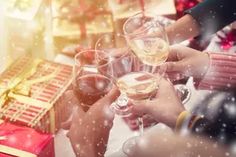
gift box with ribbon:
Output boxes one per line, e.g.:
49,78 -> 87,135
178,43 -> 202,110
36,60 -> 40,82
0,55 -> 72,133
53,0 -> 114,53
0,120 -> 54,157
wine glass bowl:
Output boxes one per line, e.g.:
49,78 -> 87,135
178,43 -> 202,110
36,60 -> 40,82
73,50 -> 113,112
123,11 -> 169,66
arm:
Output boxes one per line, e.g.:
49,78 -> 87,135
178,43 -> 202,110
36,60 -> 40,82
185,0 -> 236,38
129,79 -> 235,156
128,78 -> 233,156
197,52 -> 236,90
164,45 -> 236,90
123,129 -> 230,157
166,14 -> 200,44
166,0 -> 236,44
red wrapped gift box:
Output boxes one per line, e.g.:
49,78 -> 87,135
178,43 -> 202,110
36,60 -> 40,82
0,55 -> 72,133
0,120 -> 54,157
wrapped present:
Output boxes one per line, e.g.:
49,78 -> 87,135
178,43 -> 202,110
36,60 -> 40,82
3,0 -> 54,60
0,55 -> 72,133
0,120 -> 54,157
52,0 -> 114,53
108,0 -> 176,34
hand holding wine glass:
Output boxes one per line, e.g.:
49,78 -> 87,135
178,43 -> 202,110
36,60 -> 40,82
162,45 -> 210,80
66,86 -> 120,157
129,78 -> 185,129
73,50 -> 114,112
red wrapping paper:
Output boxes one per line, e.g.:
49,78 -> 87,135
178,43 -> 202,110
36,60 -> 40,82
0,121 -> 54,157
0,55 -> 73,133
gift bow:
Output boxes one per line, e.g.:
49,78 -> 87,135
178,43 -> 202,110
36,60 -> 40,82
0,59 -> 56,110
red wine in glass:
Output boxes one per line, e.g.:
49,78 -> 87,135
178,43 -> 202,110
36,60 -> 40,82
73,74 -> 113,111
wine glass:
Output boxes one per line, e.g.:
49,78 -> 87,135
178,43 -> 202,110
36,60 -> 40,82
123,11 -> 191,105
73,50 -> 113,112
95,33 -> 133,117
95,33 -> 166,135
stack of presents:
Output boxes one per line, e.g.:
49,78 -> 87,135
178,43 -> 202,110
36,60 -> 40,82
0,0 -> 177,156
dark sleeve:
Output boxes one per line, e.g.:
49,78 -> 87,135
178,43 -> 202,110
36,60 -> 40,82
185,0 -> 236,36
190,97 -> 236,145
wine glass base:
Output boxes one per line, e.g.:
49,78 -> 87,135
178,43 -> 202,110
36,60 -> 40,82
110,95 -> 132,117
174,84 -> 191,104
122,136 -> 138,157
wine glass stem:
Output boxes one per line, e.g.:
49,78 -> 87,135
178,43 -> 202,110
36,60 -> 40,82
138,117 -> 144,136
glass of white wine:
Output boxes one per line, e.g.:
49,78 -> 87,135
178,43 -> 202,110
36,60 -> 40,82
123,11 -> 191,104
123,11 -> 169,66
95,33 -> 165,134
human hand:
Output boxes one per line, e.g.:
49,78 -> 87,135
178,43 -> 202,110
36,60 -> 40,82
130,78 -> 185,128
63,87 -> 120,157
163,45 -> 210,80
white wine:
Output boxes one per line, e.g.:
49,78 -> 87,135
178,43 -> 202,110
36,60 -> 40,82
128,37 -> 169,66
116,72 -> 158,100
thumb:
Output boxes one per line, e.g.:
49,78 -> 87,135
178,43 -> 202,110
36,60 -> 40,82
94,85 -> 120,110
162,61 -> 184,73
88,86 -> 120,122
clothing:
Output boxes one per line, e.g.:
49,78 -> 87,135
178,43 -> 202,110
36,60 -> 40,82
186,0 -> 236,37
180,53 -> 236,148
190,91 -> 236,145
198,52 -> 236,90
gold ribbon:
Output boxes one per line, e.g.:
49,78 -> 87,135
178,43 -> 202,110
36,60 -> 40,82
0,57 -> 58,133
0,58 -> 56,110
0,145 -> 37,157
